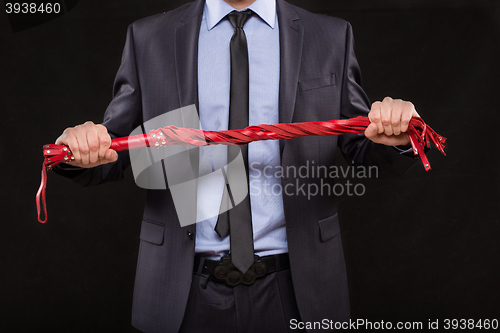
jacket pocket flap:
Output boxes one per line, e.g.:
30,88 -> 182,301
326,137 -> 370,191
318,213 -> 340,242
299,74 -> 336,92
140,219 -> 165,245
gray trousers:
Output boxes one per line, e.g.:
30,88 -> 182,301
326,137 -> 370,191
178,266 -> 306,333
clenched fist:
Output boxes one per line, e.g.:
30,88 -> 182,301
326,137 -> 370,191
55,121 -> 118,168
364,96 -> 419,146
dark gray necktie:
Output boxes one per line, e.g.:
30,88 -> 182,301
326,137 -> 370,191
214,10 -> 254,274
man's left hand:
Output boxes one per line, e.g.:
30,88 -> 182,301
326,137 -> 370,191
364,96 -> 419,146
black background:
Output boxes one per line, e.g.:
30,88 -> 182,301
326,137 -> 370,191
1,0 -> 499,332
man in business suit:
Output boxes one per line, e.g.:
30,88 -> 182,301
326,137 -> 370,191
54,0 -> 419,332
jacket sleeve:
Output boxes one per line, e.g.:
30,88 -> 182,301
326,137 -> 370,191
337,22 -> 417,176
53,24 -> 143,186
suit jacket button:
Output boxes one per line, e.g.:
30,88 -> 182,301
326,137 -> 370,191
187,231 -> 193,240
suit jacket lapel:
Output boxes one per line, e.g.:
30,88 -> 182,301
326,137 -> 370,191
277,0 -> 303,155
173,0 -> 204,232
174,0 -> 205,113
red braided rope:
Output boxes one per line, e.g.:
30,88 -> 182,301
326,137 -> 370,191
37,116 -> 446,223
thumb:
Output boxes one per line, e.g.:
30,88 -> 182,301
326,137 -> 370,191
364,122 -> 378,140
103,149 -> 118,163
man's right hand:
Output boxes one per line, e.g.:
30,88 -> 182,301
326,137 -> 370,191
55,121 -> 118,168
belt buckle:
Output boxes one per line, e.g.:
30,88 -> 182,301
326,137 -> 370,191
212,255 -> 268,286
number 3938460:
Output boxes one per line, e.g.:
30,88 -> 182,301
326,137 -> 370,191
5,2 -> 61,14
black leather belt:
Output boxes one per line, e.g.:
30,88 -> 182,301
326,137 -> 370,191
193,253 -> 290,286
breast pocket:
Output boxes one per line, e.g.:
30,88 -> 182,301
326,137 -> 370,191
140,218 -> 165,245
318,213 -> 340,242
298,74 -> 336,92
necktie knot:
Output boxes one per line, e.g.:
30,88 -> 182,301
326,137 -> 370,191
227,10 -> 253,29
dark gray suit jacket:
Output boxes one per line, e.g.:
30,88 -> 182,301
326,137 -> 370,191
56,0 -> 416,332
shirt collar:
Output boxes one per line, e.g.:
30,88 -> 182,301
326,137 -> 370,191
205,0 -> 276,30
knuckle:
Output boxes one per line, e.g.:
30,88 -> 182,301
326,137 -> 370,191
88,141 -> 99,151
62,127 -> 74,135
381,117 -> 391,125
406,104 -> 416,115
100,136 -> 111,146
74,125 -> 85,134
69,143 -> 79,153
95,124 -> 106,133
79,146 -> 89,155
97,125 -> 110,142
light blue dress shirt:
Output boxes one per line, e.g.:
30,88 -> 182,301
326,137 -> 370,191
195,0 -> 287,259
